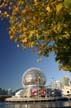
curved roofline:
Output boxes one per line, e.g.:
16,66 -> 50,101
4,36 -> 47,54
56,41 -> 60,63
24,67 -> 42,73
22,67 -> 44,78
14,88 -> 23,93
22,67 -> 46,87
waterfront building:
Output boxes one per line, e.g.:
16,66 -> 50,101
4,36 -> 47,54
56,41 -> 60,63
62,86 -> 71,96
62,76 -> 70,86
53,77 -> 71,96
15,67 -> 47,98
15,89 -> 24,97
53,80 -> 62,90
14,67 -> 64,98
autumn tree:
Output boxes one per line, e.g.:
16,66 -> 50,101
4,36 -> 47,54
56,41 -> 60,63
0,0 -> 71,71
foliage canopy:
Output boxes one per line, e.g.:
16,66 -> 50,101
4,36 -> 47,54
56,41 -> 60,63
0,0 -> 71,71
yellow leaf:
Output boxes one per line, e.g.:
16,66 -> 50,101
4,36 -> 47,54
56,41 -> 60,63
46,6 -> 51,12
59,65 -> 68,71
56,3 -> 63,12
21,38 -> 27,44
28,42 -> 35,48
63,66 -> 68,71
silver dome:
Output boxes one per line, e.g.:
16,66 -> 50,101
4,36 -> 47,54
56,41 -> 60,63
22,67 -> 46,87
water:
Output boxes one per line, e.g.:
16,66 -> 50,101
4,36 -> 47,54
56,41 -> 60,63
0,101 -> 71,108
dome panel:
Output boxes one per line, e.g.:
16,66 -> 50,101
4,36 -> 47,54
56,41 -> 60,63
22,68 -> 46,87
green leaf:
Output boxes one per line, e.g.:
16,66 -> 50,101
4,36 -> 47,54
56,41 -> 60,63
64,0 -> 71,8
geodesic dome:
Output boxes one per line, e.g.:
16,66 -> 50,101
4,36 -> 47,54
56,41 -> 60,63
22,67 -> 46,87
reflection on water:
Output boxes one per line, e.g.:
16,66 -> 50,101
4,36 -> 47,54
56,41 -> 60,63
0,101 -> 71,108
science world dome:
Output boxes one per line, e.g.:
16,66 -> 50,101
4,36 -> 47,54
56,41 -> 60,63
22,67 -> 46,87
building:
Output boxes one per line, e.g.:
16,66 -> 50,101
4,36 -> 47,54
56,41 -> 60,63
15,67 -> 47,98
62,86 -> 71,96
62,76 -> 70,86
15,89 -> 24,97
14,67 -> 63,98
53,80 -> 62,90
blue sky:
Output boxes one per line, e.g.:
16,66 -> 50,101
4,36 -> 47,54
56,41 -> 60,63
0,19 -> 71,91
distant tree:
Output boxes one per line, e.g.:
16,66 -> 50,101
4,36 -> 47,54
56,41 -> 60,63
0,0 -> 71,71
0,88 -> 8,95
0,88 -> 2,95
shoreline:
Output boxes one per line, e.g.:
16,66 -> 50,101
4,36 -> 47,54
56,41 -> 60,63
0,96 -> 11,102
0,96 -> 71,103
4,96 -> 71,103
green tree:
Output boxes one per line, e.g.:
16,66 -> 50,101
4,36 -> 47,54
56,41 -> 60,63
0,0 -> 71,71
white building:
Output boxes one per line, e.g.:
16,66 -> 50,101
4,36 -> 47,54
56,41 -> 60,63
15,89 -> 24,97
15,67 -> 47,98
62,76 -> 70,86
53,80 -> 62,90
62,86 -> 71,96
